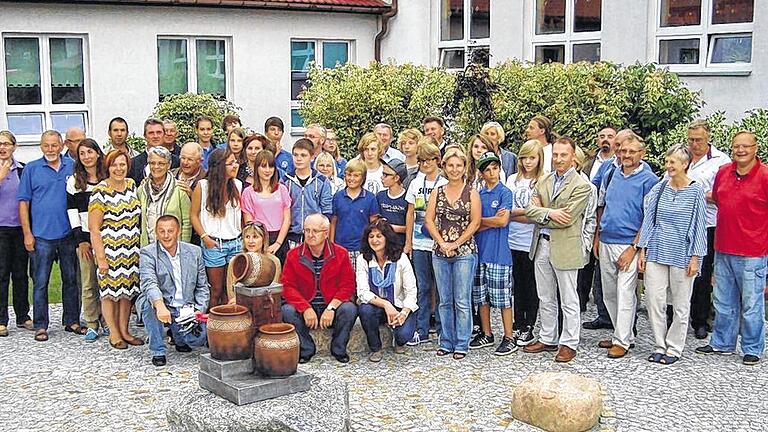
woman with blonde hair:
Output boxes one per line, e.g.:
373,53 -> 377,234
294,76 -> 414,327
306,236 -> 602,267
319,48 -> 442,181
504,140 -> 544,346
225,221 -> 281,304
480,121 -> 517,180
315,151 -> 345,194
322,129 -> 347,178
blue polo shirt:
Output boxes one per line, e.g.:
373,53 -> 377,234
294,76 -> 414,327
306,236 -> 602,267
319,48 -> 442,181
376,189 -> 407,245
16,156 -> 74,240
332,188 -> 379,252
476,182 -> 513,266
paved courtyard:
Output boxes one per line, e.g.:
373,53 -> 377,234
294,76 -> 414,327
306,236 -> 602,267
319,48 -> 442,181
1,304 -> 766,431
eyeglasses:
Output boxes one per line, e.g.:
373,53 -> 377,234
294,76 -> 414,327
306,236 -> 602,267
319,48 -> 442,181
225,160 -> 240,167
381,171 -> 396,178
618,149 -> 642,155
732,143 -> 757,150
303,228 -> 328,236
417,157 -> 439,164
0,141 -> 14,148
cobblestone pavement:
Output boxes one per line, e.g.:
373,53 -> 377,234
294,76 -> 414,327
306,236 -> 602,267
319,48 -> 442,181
1,304 -> 766,431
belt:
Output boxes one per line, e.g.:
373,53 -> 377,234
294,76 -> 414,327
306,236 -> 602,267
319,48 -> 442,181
540,233 -> 550,241
209,235 -> 241,243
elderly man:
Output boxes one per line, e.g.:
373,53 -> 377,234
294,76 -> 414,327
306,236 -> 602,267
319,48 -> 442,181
423,117 -> 448,154
523,137 -> 592,362
129,118 -> 180,184
105,117 -> 137,158
593,133 -> 658,358
173,142 -> 205,246
281,213 -> 358,364
304,123 -> 327,160
17,130 -> 80,341
138,215 -> 208,367
685,120 -> 731,339
63,127 -> 85,160
374,123 -> 405,163
697,131 -> 768,366
162,119 -> 181,157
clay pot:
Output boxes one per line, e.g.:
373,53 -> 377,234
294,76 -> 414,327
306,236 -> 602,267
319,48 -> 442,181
253,323 -> 300,378
207,304 -> 253,361
235,284 -> 283,330
231,252 -> 277,287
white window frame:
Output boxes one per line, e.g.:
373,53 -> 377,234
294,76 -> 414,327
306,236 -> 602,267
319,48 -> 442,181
437,0 -> 491,71
530,0 -> 602,64
156,36 -> 232,101
289,39 -> 353,136
652,0 -> 753,75
0,33 -> 90,145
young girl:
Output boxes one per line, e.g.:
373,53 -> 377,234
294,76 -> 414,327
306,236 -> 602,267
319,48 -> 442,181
467,134 -> 491,189
225,221 -> 282,304
315,151 -> 345,195
505,140 -> 545,347
322,129 -> 347,179
240,133 -> 272,185
397,128 -> 423,188
526,115 -> 554,173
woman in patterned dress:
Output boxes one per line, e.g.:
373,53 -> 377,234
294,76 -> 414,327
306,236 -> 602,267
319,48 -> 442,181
88,150 -> 142,350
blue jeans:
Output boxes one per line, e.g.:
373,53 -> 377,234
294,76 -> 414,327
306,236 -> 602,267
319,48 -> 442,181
413,250 -> 440,339
433,253 -> 477,354
142,301 -> 208,357
710,252 -> 767,357
358,303 -> 417,352
281,302 -> 357,359
31,235 -> 79,330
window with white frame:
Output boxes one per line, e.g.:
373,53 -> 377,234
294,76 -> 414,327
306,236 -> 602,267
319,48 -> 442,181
290,40 -> 351,133
655,0 -> 753,73
438,0 -> 490,70
2,34 -> 89,143
157,37 -> 230,101
531,0 -> 602,64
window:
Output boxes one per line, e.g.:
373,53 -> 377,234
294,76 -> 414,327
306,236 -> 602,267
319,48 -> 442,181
157,37 -> 229,100
438,0 -> 490,70
2,34 -> 89,142
655,0 -> 754,72
532,0 -> 602,64
290,40 -> 351,133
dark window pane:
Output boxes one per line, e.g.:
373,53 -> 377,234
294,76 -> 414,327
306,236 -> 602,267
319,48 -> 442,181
196,39 -> 226,99
4,38 -> 41,105
7,113 -> 44,135
710,35 -> 752,63
660,0 -> 702,27
291,109 -> 304,128
50,38 -> 85,104
291,71 -> 309,100
322,42 -> 348,68
536,0 -> 565,34
573,43 -> 601,62
157,39 -> 188,98
574,0 -> 602,32
659,39 -> 700,64
441,49 -> 465,69
535,45 -> 565,64
51,112 -> 86,135
440,0 -> 464,41
470,0 -> 490,39
712,0 -> 753,24
291,41 -> 315,71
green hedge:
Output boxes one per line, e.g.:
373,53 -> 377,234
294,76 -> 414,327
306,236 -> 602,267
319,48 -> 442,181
152,93 -> 240,146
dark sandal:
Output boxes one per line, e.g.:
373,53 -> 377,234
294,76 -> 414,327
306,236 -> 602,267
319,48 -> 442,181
660,355 -> 679,365
124,336 -> 145,346
647,353 -> 664,363
34,329 -> 49,342
436,348 -> 451,357
65,324 -> 87,335
453,352 -> 466,360
109,338 -> 128,350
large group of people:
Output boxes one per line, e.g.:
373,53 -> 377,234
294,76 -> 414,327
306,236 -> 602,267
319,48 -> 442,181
0,114 -> 766,368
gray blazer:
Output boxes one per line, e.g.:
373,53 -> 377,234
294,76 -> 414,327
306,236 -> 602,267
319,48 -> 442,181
137,241 -> 210,313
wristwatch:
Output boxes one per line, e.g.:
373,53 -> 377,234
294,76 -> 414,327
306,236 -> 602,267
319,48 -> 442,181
327,306 -> 337,312
630,243 -> 638,250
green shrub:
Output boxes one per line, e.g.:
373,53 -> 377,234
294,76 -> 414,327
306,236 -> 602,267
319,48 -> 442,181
152,93 -> 240,146
126,133 -> 147,153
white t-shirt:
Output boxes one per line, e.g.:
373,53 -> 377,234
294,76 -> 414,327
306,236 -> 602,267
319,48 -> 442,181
505,176 -> 536,252
198,178 -> 243,240
405,172 -> 448,251
364,165 -> 385,194
542,143 -> 553,174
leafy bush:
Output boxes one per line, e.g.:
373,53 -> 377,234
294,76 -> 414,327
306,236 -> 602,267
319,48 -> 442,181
152,93 -> 240,145
126,133 -> 147,153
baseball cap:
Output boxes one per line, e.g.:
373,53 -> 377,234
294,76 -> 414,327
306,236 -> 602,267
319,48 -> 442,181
477,151 -> 501,172
382,159 -> 409,183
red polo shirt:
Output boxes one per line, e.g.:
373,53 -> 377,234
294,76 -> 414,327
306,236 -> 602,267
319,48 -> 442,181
712,160 -> 768,257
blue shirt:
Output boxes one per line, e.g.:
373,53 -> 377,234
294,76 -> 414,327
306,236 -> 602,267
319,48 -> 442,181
332,188 -> 379,251
376,189 -> 407,244
16,156 -> 74,240
541,168 -> 574,237
476,182 -> 513,266
201,144 -> 217,171
275,149 -> 295,179
598,164 -> 659,244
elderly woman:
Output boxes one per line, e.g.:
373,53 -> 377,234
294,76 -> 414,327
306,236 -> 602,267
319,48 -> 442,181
137,146 -> 191,246
638,144 -> 707,365
315,151 -> 345,194
356,219 -> 418,362
480,121 -> 517,181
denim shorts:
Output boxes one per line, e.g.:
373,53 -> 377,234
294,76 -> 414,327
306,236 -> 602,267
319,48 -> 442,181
202,237 -> 242,267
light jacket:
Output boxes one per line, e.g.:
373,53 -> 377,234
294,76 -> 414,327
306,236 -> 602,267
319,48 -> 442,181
137,178 -> 192,246
356,254 -> 419,312
283,172 -> 333,235
281,241 -> 356,313
137,241 -> 209,313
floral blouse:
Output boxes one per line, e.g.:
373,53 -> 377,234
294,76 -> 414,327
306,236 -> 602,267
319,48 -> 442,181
433,184 -> 477,257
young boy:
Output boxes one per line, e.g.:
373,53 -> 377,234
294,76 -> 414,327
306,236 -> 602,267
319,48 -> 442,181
265,116 -> 294,177
377,159 -> 409,247
330,159 -> 380,270
358,132 -> 385,194
469,152 -> 516,356
284,139 -> 332,247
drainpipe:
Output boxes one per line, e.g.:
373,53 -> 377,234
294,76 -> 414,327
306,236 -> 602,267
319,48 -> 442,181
374,0 -> 398,62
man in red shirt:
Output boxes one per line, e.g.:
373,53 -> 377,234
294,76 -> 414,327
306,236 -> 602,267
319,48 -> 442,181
696,131 -> 768,365
281,213 -> 358,363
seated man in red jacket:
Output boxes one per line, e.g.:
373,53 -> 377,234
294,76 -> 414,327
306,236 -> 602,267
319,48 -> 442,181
281,213 -> 358,363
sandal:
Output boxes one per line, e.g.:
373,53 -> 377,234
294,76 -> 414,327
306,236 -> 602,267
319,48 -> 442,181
660,355 -> 679,365
647,353 -> 664,363
124,336 -> 145,346
34,329 -> 49,342
453,352 -> 466,360
109,338 -> 128,350
436,348 -> 451,357
65,324 -> 87,335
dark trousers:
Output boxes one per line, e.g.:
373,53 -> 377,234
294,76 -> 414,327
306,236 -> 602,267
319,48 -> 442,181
511,250 -> 538,331
0,227 -> 30,326
592,264 -> 612,324
30,234 -> 80,330
577,254 -> 597,309
268,231 -> 289,265
281,301 -> 357,359
358,303 -> 417,352
691,227 -> 716,329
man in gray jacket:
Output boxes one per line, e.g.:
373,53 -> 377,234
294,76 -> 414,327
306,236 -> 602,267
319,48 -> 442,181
138,215 -> 209,366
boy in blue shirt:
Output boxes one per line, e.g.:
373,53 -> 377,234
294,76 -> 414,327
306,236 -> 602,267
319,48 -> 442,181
330,159 -> 380,271
376,159 -> 409,247
469,152 -> 516,356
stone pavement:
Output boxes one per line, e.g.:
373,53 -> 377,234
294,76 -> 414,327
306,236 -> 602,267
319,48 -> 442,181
1,304 -> 766,431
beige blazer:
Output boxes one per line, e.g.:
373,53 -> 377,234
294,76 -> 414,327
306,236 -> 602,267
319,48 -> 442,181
525,169 -> 592,270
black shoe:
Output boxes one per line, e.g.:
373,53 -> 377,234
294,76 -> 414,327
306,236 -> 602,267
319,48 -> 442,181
694,327 -> 708,340
695,345 -> 734,356
469,333 -> 495,349
515,328 -> 536,347
298,356 -> 312,364
333,354 -> 350,364
743,355 -> 760,365
582,319 -> 613,330
494,337 -> 519,356
152,355 -> 167,367
175,344 -> 192,353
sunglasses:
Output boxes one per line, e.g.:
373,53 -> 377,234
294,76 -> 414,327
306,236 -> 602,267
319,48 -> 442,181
243,220 -> 266,233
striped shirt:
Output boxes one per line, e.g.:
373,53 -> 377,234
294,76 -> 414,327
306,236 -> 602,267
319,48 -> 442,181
66,176 -> 99,244
637,180 -> 708,271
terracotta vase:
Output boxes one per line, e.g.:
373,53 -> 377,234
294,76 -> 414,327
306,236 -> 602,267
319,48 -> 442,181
253,323 -> 300,378
235,284 -> 283,330
231,252 -> 277,287
207,304 -> 253,361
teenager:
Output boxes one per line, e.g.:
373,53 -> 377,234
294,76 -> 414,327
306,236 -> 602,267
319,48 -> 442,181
377,159 -> 409,247
357,132 -> 385,194
265,116 -> 294,176
322,130 -> 347,179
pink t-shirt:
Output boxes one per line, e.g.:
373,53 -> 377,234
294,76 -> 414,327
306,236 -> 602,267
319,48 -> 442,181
241,183 -> 292,232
